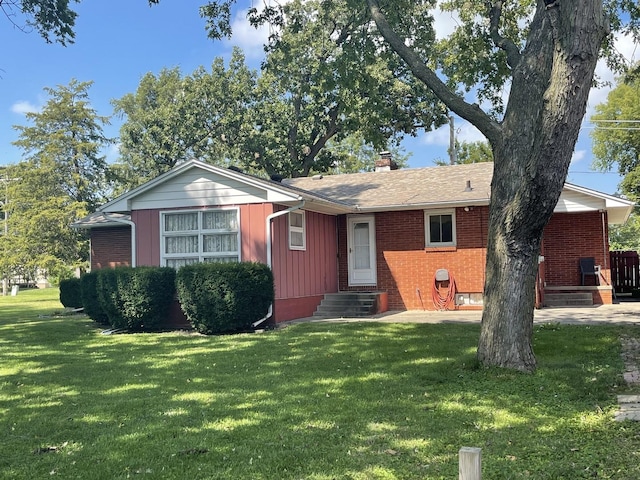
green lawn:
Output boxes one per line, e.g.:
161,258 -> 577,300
1,288 -> 639,479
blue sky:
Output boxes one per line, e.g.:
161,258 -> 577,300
1,1 -> 635,195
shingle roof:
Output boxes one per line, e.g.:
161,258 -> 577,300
283,162 -> 493,210
71,212 -> 131,229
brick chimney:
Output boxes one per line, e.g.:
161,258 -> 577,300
374,151 -> 398,172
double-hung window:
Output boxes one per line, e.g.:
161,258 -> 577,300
288,211 -> 306,250
162,209 -> 240,268
425,209 -> 456,247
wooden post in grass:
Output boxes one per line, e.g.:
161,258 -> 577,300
459,447 -> 481,480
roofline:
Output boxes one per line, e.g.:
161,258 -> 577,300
563,182 -> 635,207
355,198 -> 490,212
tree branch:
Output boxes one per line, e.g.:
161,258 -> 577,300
366,0 -> 502,146
487,1 -> 521,69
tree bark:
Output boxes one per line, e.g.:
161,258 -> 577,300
369,0 -> 609,371
478,2 -> 609,371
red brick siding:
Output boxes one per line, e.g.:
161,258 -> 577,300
91,226 -> 131,270
542,211 -> 610,286
338,207 -> 489,310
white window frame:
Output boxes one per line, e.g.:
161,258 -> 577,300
160,208 -> 241,268
288,210 -> 306,251
425,209 -> 456,247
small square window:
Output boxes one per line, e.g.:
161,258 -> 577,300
425,209 -> 456,247
289,211 -> 306,250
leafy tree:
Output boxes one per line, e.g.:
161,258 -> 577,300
113,2 -> 443,183
3,0 -> 78,45
242,0 -> 444,178
609,208 -> 640,252
1,160 -> 89,283
328,135 -> 410,173
111,48 -> 255,191
8,79 -> 110,279
435,140 -> 494,166
13,79 -> 112,211
591,67 -> 640,198
189,0 -> 638,372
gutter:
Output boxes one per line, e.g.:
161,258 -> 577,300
252,199 -> 306,328
102,213 -> 137,268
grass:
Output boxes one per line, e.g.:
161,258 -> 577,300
1,289 -> 640,479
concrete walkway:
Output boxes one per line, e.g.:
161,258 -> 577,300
294,302 -> 640,326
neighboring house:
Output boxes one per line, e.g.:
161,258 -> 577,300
73,158 -> 634,324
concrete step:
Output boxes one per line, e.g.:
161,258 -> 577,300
544,293 -> 593,307
313,292 -> 378,317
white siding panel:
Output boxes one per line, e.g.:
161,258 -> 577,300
131,170 -> 269,210
555,190 -> 605,213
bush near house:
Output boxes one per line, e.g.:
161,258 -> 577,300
59,278 -> 82,308
176,262 -> 274,334
96,266 -> 176,331
81,271 -> 110,325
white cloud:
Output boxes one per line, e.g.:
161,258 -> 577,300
226,8 -> 271,57
432,8 -> 460,40
587,32 -> 639,117
571,149 -> 586,165
11,101 -> 39,115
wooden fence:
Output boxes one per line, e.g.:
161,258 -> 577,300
610,251 -> 640,294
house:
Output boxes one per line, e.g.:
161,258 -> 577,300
73,158 -> 634,324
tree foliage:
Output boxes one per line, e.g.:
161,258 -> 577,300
113,1 -> 443,183
13,79 -> 112,211
5,79 -> 110,281
591,67 -> 640,199
3,0 -> 78,45
111,48 -> 255,191
435,140 -> 494,166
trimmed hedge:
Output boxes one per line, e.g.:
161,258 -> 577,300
176,262 -> 274,334
96,267 -> 176,331
80,271 -> 110,325
59,278 -> 82,308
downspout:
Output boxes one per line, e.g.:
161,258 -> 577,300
102,213 -> 136,268
252,199 -> 306,328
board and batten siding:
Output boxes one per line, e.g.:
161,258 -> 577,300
132,203 -> 273,267
271,208 -> 338,301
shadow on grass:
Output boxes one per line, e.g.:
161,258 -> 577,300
1,304 -> 640,479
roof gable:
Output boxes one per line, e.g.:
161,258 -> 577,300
100,160 -> 311,213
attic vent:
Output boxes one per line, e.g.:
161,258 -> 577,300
464,180 -> 473,192
270,174 -> 284,183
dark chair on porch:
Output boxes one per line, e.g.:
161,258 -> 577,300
579,257 -> 600,286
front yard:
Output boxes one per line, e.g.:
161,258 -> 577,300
1,288 -> 639,479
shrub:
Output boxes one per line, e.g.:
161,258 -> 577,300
59,278 -> 82,308
176,262 -> 274,334
96,267 -> 176,331
80,271 -> 110,325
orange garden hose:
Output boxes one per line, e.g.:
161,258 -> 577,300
431,271 -> 457,310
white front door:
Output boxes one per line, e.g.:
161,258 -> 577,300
347,215 -> 377,286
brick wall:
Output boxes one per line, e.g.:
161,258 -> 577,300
338,207 -> 489,310
91,226 -> 131,270
542,211 -> 610,286
338,208 -> 611,310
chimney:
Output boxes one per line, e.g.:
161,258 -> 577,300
375,151 -> 398,172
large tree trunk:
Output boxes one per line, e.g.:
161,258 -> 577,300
477,2 -> 609,371
369,0 -> 609,371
